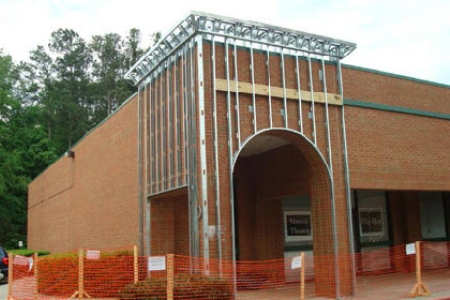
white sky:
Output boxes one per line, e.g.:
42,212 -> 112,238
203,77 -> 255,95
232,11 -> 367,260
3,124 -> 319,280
1,0 -> 449,85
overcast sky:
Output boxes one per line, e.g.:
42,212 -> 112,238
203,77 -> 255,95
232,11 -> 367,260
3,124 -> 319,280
1,0 -> 449,85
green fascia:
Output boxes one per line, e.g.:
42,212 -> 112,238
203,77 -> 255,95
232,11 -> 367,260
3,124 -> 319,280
344,98 -> 450,121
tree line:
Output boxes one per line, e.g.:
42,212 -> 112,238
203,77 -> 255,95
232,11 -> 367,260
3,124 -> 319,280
0,28 -> 159,248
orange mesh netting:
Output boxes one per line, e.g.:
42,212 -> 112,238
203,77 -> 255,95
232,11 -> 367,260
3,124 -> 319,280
8,242 -> 450,300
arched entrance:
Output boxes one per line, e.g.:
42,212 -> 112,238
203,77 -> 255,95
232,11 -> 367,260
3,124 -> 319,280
232,129 -> 347,297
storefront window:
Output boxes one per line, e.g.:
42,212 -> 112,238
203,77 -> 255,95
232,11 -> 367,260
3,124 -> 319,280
420,192 -> 446,240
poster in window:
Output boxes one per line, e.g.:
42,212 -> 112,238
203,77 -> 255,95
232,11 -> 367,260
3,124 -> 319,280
359,209 -> 385,236
284,211 -> 312,242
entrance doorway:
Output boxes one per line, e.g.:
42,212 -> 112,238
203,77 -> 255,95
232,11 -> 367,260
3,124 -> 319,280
231,129 -> 347,297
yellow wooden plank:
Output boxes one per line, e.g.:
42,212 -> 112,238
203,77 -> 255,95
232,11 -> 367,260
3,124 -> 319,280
215,78 -> 343,106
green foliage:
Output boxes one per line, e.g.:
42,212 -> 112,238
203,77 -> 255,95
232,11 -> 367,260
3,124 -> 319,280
0,52 -> 58,248
0,27 -> 157,247
9,249 -> 50,257
102,249 -> 134,257
120,274 -> 234,300
89,32 -> 134,121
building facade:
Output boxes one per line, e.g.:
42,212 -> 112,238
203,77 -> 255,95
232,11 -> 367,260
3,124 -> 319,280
28,12 -> 450,298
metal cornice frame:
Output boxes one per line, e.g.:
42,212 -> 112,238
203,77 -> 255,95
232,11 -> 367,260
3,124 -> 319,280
124,11 -> 357,86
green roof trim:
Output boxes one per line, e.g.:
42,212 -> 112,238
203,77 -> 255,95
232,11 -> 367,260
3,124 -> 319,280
344,98 -> 450,121
342,64 -> 450,89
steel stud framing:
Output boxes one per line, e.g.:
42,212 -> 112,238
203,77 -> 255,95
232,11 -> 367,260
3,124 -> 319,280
126,11 -> 356,86
131,11 -> 357,295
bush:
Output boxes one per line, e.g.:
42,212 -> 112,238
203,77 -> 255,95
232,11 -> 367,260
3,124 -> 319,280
120,274 -> 234,300
11,249 -> 50,257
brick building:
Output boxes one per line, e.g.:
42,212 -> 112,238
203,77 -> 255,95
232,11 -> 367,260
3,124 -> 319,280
28,12 -> 450,298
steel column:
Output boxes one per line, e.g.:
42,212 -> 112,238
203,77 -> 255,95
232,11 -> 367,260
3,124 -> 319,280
192,42 -> 199,258
173,56 -> 180,186
321,59 -> 332,165
137,83 -> 144,255
307,57 -> 317,145
250,43 -> 257,133
281,49 -> 288,128
266,46 -> 273,128
148,76 -> 155,255
159,66 -> 165,192
321,59 -> 341,298
166,60 -> 173,189
143,81 -> 150,256
144,83 -> 149,196
195,36 -> 210,270
154,74 -> 160,193
183,43 -> 199,258
295,54 -> 304,133
225,38 -> 238,296
181,50 -> 188,186
163,66 -> 168,190
233,42 -> 241,147
211,38 -> 223,272
338,60 -> 357,296
148,77 -> 154,195
189,40 -> 199,258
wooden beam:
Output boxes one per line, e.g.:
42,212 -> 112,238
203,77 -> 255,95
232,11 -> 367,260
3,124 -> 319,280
215,78 -> 343,106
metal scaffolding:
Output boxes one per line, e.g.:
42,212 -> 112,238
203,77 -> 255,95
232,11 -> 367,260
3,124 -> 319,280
125,11 -> 356,86
132,11 -> 358,297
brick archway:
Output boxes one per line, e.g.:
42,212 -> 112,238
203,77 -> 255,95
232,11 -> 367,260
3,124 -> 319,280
232,129 -> 343,297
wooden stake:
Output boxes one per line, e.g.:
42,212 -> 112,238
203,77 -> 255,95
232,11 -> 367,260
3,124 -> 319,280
69,249 -> 92,299
7,253 -> 13,300
34,253 -> 39,300
167,254 -> 174,300
409,241 -> 431,297
134,245 -> 138,284
300,252 -> 305,300
78,248 -> 84,299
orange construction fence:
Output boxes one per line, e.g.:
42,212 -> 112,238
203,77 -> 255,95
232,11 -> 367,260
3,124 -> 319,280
7,241 -> 450,300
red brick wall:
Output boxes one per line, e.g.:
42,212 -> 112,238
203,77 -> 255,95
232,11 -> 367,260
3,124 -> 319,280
201,44 -> 450,295
150,189 -> 190,256
343,67 -> 450,113
27,37 -> 450,298
28,96 -> 139,253
203,43 -> 354,296
205,43 -> 347,259
343,68 -> 450,191
234,145 -> 310,261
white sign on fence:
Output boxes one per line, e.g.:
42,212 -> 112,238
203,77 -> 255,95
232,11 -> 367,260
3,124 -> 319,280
148,256 -> 166,271
406,243 -> 416,255
291,256 -> 302,269
13,255 -> 29,266
86,250 -> 101,260
29,257 -> 34,271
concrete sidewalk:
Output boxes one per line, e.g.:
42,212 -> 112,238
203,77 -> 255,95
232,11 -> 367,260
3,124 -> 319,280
238,269 -> 450,300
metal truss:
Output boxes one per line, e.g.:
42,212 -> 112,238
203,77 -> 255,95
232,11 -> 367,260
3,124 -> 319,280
125,11 -> 357,86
